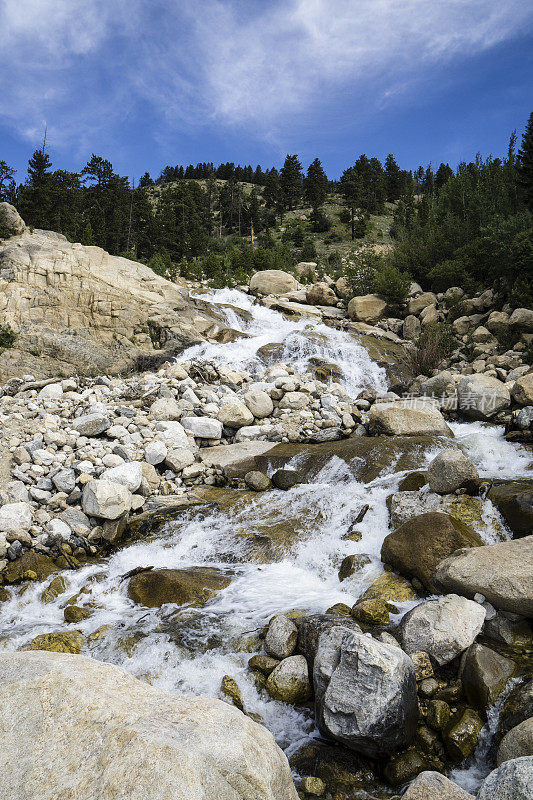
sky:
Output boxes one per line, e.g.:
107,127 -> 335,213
1,0 -> 532,183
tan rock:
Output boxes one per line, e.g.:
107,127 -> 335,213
347,294 -> 388,324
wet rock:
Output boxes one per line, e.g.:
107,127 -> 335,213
271,469 -> 301,490
300,775 -> 326,796
443,707 -> 483,761
369,399 -> 452,436
265,615 -> 298,660
427,699 -> 451,731
427,449 -> 479,494
381,512 -> 482,592
402,771 -> 474,800
266,655 -> 312,703
500,680 -> 533,739
26,631 -> 84,654
3,551 -> 57,583
384,747 -> 431,785
400,595 -> 486,665
248,654 -> 280,676
351,598 -> 391,626
457,374 -> 510,419
477,756 -> 533,800
220,674 -> 243,711
410,651 -> 434,682
459,643 -> 516,711
398,470 -> 427,491
297,615 -> 362,669
41,575 -> 67,603
433,536 -> 533,616
82,479 -> 132,520
497,719 -> 533,764
487,481 -> 533,538
64,605 -> 93,623
314,625 -> 418,757
244,470 -> 272,491
127,567 -> 231,608
338,554 -> 371,581
360,571 -> 416,602
0,650 -> 298,800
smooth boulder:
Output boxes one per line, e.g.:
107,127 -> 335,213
457,374 -> 510,419
477,757 -> 533,800
347,294 -> 388,324
427,449 -> 479,494
0,650 -> 298,800
81,479 -> 132,520
402,771 -> 474,800
497,720 -> 533,765
314,625 -> 418,757
250,270 -> 298,296
487,480 -> 533,538
127,567 -> 231,608
368,400 -> 452,436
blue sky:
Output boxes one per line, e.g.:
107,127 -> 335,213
1,0 -> 532,182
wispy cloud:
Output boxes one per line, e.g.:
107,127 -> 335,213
1,0 -> 532,153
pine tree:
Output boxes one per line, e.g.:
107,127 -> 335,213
18,149 -> 55,229
0,161 -> 16,201
81,222 -> 96,245
304,158 -> 329,212
518,111 -> 533,211
435,163 -> 453,192
263,168 -> 285,222
384,154 -> 402,202
280,154 -> 303,210
340,166 -> 363,240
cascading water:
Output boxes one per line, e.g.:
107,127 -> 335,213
0,289 -> 530,793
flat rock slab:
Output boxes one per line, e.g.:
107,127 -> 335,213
199,441 -> 277,477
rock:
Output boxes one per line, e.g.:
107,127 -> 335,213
278,391 -> 309,410
71,413 -> 110,436
0,202 -> 26,236
314,625 -> 418,756
497,720 -> 533,764
338,553 -> 371,581
64,605 -> 93,623
144,440 -> 167,465
41,576 -> 67,603
400,594 -> 486,665
250,269 -> 298,295
477,757 -> 533,800
403,315 -> 421,341
3,551 -> 57,583
351,598 -> 391,626
296,615 -> 362,669
486,481 -> 533,538
419,370 -> 456,398
38,382 -> 63,399
460,643 -> 516,710
509,307 -> 533,332
443,708 -> 484,760
218,400 -> 254,429
384,748 -> 431,785
266,655 -> 311,704
248,655 -> 280,676
244,471 -> 271,491
432,536 -> 533,616
306,283 -> 338,307
265,615 -> 298,660
0,502 -> 32,532
407,292 -> 437,315
295,261 -> 317,281
220,674 -> 243,710
335,276 -> 351,300
101,462 -> 143,492
347,294 -> 388,324
300,776 -> 326,796
457,374 -> 510,419
82,479 -> 132,520
244,390 -> 274,419
164,447 -> 196,472
199,441 -> 276,477
182,416 -> 223,439
511,374 -> 533,406
360,571 -> 416,603
149,397 -> 182,420
401,771 -> 474,800
127,567 -> 231,607
381,512 -> 483,592
487,311 -> 511,335
46,518 -> 72,539
368,399 -> 452,436
26,631 -> 84,654
427,449 -> 479,494
0,650 -> 297,800
427,699 -> 451,730
52,468 -> 76,493
271,469 -> 301,490
500,681 -> 533,739
155,420 -> 190,449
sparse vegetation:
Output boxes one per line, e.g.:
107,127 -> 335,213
408,323 -> 456,376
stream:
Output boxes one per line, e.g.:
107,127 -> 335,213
1,288 -> 531,793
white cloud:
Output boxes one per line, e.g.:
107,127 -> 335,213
0,0 -> 531,153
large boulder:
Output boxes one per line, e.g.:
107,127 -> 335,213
487,480 -> 533,538
306,283 -> 338,307
399,594 -> 486,665
296,614 -> 362,669
432,536 -> 533,616
249,270 -> 298,296
427,449 -> 479,494
457,374 -> 510,419
218,400 -> 254,429
0,650 -> 297,800
459,643 -> 516,710
497,720 -> 533,764
402,771 -> 474,800
368,399 -> 452,436
0,219 -> 225,381
347,294 -> 388,324
199,441 -> 276,477
509,308 -> 533,332
0,202 -> 26,236
477,757 -> 533,800
127,567 -> 231,608
314,625 -> 418,757
101,462 -> 143,492
381,512 -> 483,591
511,374 -> 533,406
81,479 -> 132,520
407,292 -> 437,315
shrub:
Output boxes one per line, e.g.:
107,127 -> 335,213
148,251 -> 175,279
0,324 -> 16,351
310,208 -> 332,233
427,258 -> 471,293
344,248 -> 383,295
301,238 -> 317,260
409,322 -> 456,376
373,264 -> 411,303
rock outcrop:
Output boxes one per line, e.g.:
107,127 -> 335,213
0,650 -> 298,800
0,208 -> 232,380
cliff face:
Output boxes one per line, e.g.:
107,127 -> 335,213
0,204 -> 232,380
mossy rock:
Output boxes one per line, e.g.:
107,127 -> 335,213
338,553 -> 371,581
87,625 -> 113,644
384,747 -> 431,785
127,566 -> 231,608
351,598 -> 391,626
398,471 -> 428,492
64,605 -> 93,623
360,571 -> 416,603
443,707 -> 483,761
325,603 -> 352,616
221,674 -> 243,711
26,630 -> 84,654
41,575 -> 67,604
4,552 -> 58,584
0,587 -> 12,602
427,699 -> 451,731
248,654 -> 280,675
265,658 -> 312,703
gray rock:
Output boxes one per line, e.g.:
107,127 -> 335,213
402,771 -> 474,800
59,508 -> 91,534
265,615 -> 298,660
427,448 -> 479,494
144,441 -> 167,465
149,397 -> 182,421
101,462 -> 143,493
164,448 -> 195,472
244,471 -> 271,491
497,720 -> 533,765
0,502 -> 32,533
477,757 -> 533,800
297,615 -> 362,669
51,469 -> 76,494
459,643 -> 516,710
400,594 -> 486,665
457,374 -> 510,419
0,202 -> 26,236
509,307 -> 533,332
244,390 -> 274,419
182,417 -> 223,439
218,400 -> 254,429
71,413 -> 111,436
82,480 -> 132,520
314,625 -> 418,756
432,537 -> 533,616
368,399 -> 452,436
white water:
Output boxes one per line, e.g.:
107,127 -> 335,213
0,290 -> 531,788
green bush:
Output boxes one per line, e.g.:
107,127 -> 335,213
301,238 -> 317,260
409,322 -> 456,376
148,251 -> 175,279
0,324 -> 16,351
310,208 -> 332,233
373,264 -> 411,303
345,248 -> 383,295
